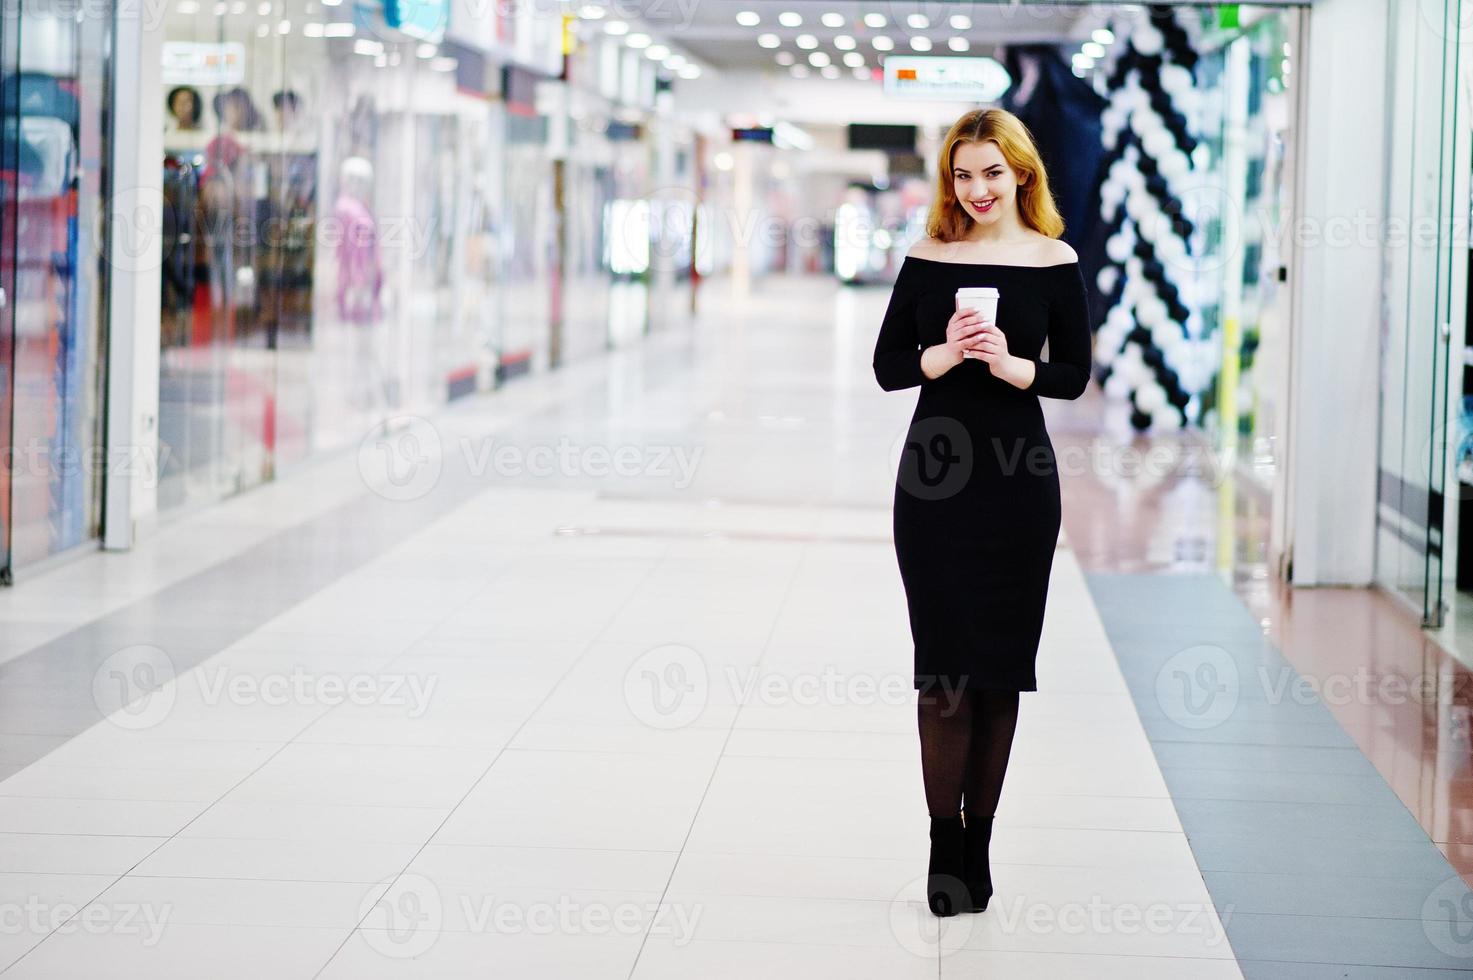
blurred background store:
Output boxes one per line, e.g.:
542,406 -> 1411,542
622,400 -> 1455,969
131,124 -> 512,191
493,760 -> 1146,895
0,0 -> 1464,658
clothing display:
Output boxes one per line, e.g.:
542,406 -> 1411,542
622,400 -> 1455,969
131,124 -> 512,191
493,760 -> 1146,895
873,255 -> 1092,692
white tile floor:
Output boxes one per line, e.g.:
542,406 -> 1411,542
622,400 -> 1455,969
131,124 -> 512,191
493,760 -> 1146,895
0,277 -> 1241,977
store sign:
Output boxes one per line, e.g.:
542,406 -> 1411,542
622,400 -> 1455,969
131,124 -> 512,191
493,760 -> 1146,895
383,0 -> 448,42
882,55 -> 1011,102
161,42 -> 245,85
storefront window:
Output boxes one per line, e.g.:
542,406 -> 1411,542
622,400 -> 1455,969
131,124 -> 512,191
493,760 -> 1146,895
0,0 -> 113,576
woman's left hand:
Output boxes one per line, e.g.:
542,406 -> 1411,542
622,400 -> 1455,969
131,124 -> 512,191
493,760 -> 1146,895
966,322 -> 1010,365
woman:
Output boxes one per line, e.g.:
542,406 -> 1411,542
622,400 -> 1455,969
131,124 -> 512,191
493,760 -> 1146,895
871,108 -> 1092,917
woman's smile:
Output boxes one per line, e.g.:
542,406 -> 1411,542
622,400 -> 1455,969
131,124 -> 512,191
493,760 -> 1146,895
969,198 -> 997,215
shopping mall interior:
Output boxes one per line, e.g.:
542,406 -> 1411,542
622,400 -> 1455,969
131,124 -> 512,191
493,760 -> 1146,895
0,0 -> 1472,975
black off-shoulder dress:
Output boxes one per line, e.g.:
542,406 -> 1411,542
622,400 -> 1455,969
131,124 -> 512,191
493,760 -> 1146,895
872,256 -> 1093,694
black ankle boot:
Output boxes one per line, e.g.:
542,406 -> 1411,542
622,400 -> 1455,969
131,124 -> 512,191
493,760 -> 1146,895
927,815 -> 969,917
961,810 -> 994,912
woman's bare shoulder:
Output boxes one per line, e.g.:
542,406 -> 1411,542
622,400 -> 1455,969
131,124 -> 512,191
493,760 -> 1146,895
906,237 -> 945,259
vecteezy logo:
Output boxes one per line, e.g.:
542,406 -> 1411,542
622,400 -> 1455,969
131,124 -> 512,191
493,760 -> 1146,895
1423,874 -> 1473,958
623,644 -> 708,730
891,416 -> 973,501
360,873 -> 442,959
92,645 -> 177,730
887,872 -> 968,957
357,415 -> 443,502
1154,644 -> 1240,730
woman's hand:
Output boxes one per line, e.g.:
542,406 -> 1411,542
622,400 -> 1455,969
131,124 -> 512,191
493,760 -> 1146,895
944,308 -> 989,363
966,321 -> 1009,364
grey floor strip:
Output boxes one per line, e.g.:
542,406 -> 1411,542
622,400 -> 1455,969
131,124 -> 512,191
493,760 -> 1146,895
1086,572 -> 1473,977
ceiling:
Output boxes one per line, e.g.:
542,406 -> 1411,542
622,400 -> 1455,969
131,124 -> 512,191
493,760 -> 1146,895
604,1 -> 1102,74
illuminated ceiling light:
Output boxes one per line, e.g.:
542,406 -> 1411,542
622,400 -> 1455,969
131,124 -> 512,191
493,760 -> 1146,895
821,11 -> 843,27
777,10 -> 802,27
1071,52 -> 1094,70
626,32 -> 651,48
416,41 -> 436,57
833,34 -> 854,50
949,14 -> 971,29
276,17 -> 289,32
323,21 -> 352,35
604,20 -> 628,35
303,21 -> 323,35
665,54 -> 686,68
645,44 -> 669,59
577,3 -> 605,18
842,51 -> 863,67
176,0 -> 198,11
808,50 -> 830,66
871,35 -> 893,51
758,32 -> 780,48
795,33 -> 817,49
353,37 -> 381,55
775,50 -> 795,64
948,36 -> 968,51
736,10 -> 759,26
906,13 -> 928,28
678,63 -> 700,78
256,0 -> 269,13
1093,28 -> 1115,45
1083,41 -> 1106,59
910,36 -> 931,51
863,12 -> 885,28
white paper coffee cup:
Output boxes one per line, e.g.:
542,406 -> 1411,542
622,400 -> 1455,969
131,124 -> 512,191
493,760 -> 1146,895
956,287 -> 999,359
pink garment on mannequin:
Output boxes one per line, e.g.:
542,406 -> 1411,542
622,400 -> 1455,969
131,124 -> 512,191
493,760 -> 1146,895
334,192 -> 382,323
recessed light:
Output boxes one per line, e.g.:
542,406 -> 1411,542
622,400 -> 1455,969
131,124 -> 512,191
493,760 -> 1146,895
795,33 -> 817,49
1093,28 -> 1115,45
1083,41 -> 1106,59
910,36 -> 931,51
736,10 -> 759,26
778,10 -> 802,27
863,12 -> 885,28
757,33 -> 780,48
949,14 -> 971,29
871,35 -> 893,51
842,51 -> 864,67
626,32 -> 650,48
948,37 -> 969,51
678,63 -> 700,78
833,34 -> 855,50
821,11 -> 843,27
577,3 -> 604,18
646,44 -> 669,59
906,13 -> 928,29
808,51 -> 830,66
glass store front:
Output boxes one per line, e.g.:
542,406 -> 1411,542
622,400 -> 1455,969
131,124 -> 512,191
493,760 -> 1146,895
155,0 -> 523,513
0,0 -> 112,581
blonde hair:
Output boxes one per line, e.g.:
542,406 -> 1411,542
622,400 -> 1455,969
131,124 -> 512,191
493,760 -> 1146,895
925,108 -> 1064,241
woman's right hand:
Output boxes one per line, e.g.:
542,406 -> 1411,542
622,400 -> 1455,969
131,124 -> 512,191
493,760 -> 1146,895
943,308 -> 988,363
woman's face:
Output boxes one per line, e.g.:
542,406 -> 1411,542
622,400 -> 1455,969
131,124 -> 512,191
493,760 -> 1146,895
170,90 -> 196,123
951,139 -> 1024,228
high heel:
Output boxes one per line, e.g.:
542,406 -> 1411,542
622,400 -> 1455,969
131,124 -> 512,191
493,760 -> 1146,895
961,810 -> 994,912
927,814 -> 969,917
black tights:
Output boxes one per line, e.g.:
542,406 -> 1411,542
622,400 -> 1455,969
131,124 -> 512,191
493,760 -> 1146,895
917,686 -> 1020,818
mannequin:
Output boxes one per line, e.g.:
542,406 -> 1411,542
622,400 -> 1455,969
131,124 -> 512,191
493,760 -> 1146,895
334,155 -> 382,324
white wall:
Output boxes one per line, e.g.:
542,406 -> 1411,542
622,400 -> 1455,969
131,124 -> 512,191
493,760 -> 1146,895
1284,0 -> 1391,586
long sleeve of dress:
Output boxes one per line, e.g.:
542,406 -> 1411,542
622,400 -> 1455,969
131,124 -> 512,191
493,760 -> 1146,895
1024,263 -> 1093,400
872,261 -> 929,392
